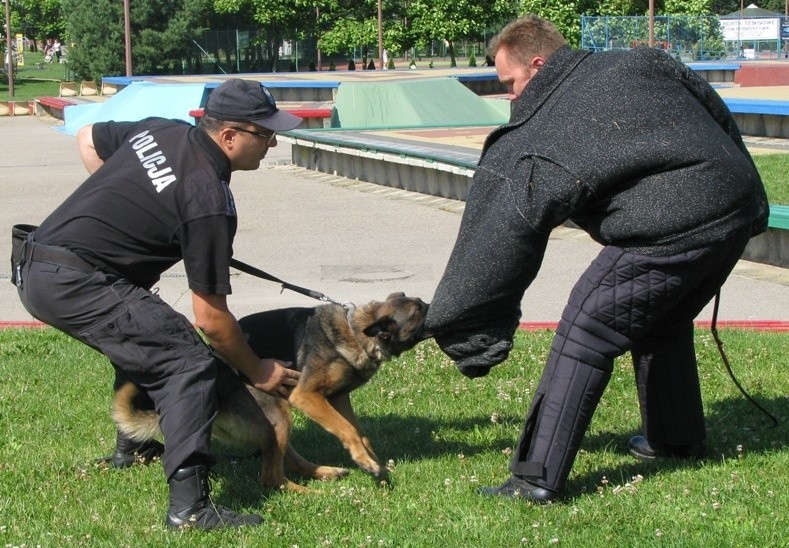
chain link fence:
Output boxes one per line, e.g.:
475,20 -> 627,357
581,15 -> 789,61
190,29 -> 493,73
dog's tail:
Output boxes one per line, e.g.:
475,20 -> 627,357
112,382 -> 162,442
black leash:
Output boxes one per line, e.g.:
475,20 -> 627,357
710,291 -> 778,428
229,258 -> 347,307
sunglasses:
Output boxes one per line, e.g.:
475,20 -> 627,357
234,127 -> 277,144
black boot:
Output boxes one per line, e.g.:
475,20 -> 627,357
166,465 -> 263,530
628,436 -> 706,461
97,431 -> 164,468
478,475 -> 557,503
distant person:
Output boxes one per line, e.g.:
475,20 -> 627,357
53,39 -> 62,62
43,39 -> 54,63
424,15 -> 768,502
12,79 -> 302,530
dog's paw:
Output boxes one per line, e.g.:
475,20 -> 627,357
356,459 -> 383,478
373,469 -> 393,489
313,465 -> 350,481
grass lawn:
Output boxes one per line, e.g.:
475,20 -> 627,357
0,327 -> 785,546
1,50 -> 64,101
753,155 -> 789,205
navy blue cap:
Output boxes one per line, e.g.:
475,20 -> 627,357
204,79 -> 302,131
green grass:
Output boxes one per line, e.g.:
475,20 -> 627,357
0,327 -> 786,546
1,50 -> 65,101
753,154 -> 789,205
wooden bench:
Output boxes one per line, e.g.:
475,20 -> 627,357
35,96 -> 78,118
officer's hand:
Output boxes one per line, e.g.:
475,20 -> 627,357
251,358 -> 300,398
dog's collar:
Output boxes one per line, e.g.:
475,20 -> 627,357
345,303 -> 386,365
344,302 -> 357,318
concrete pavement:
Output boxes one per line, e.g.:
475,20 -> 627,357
1,115 -> 787,328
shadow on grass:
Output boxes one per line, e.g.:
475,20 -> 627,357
212,412 -> 515,503
566,394 -> 786,498
212,393 -> 785,505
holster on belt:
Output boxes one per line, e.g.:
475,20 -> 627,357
11,224 -> 38,287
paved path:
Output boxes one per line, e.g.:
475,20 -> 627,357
1,116 -> 787,328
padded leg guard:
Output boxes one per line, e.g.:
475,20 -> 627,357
508,277 -> 630,493
631,322 -> 706,447
509,355 -> 611,493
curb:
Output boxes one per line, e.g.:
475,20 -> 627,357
519,321 -> 789,332
3,320 -> 787,332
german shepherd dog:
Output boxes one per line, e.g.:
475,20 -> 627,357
113,293 -> 429,491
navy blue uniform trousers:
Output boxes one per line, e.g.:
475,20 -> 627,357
15,242 -> 243,480
509,225 -> 752,492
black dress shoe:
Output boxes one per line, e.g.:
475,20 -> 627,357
628,436 -> 706,461
477,475 -> 557,503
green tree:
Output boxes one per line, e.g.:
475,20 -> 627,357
14,0 -> 65,51
318,17 -> 378,58
518,0 -> 585,47
62,0 -> 125,81
757,0 -> 785,14
314,0 -> 410,64
214,0 -> 317,69
409,0 -> 515,67
62,0 -> 213,81
663,0 -> 715,14
709,0 -> 738,14
595,0 -> 651,16
133,0 -> 213,75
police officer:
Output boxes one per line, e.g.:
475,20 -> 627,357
13,79 -> 302,530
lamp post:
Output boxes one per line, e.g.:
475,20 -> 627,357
648,0 -> 655,48
377,0 -> 383,69
124,0 -> 132,76
4,0 -> 13,96
737,0 -> 745,59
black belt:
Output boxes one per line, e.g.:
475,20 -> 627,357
27,242 -> 97,273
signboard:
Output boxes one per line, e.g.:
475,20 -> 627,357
782,17 -> 789,39
720,17 -> 780,41
16,34 -> 25,66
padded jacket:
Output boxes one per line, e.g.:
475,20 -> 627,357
424,46 -> 769,374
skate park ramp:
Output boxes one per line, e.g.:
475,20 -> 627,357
57,81 -> 207,136
331,78 -> 509,129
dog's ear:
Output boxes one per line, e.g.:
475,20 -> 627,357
363,317 -> 396,339
386,292 -> 405,300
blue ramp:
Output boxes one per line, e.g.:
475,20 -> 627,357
58,81 -> 207,135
